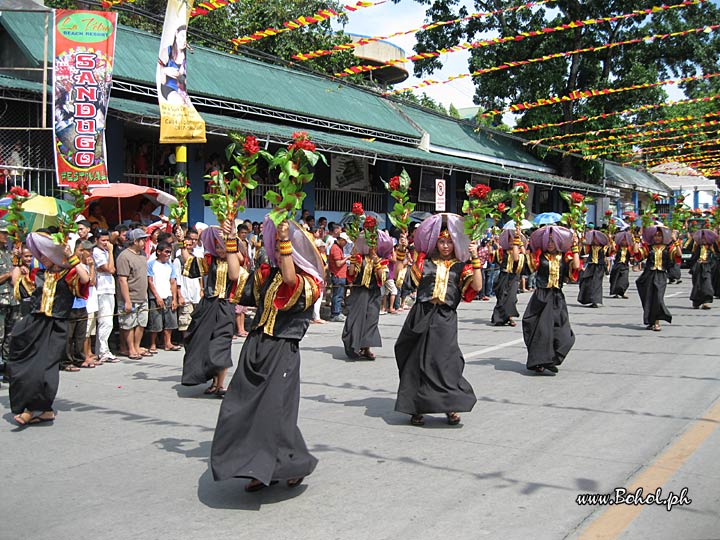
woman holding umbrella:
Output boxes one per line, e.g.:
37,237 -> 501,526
577,230 -> 610,308
7,232 -> 90,425
341,225 -> 392,360
635,225 -> 680,331
393,213 -> 484,427
522,226 -> 581,374
609,231 -> 637,299
491,228 -> 526,327
687,229 -> 718,310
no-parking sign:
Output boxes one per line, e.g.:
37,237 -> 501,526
435,179 -> 446,211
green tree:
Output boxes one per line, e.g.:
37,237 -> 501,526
401,0 -> 720,179
448,103 -> 461,118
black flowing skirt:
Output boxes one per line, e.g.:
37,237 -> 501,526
211,330 -> 317,485
577,263 -> 604,305
342,286 -> 382,356
690,261 -> 715,307
713,263 -> 720,298
491,271 -> 520,324
522,288 -> 575,369
668,265 -> 681,281
394,301 -> 476,415
7,314 -> 67,414
181,297 -> 234,386
609,262 -> 630,296
636,269 -> 672,325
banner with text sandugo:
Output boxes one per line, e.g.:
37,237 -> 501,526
53,9 -> 117,186
156,0 -> 206,144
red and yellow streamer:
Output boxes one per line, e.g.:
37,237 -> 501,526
334,0 -> 703,79
385,23 -> 718,95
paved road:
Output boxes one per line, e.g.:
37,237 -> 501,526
3,276 -> 720,540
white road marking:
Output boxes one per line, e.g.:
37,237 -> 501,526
465,338 -> 525,359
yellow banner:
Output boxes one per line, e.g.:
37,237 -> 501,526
156,0 -> 206,144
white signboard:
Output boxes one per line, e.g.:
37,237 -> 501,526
435,178 -> 446,212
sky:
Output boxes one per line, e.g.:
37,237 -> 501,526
334,0 -> 706,118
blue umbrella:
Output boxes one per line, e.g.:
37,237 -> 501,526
533,212 -> 562,225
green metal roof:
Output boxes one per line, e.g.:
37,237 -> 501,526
0,72 -> 43,92
0,11 -> 420,139
108,97 -> 603,192
604,162 -> 672,195
395,103 -> 552,171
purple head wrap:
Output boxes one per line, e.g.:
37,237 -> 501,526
200,226 -> 225,257
26,232 -> 68,268
584,230 -> 609,246
354,230 -> 394,258
529,225 -> 574,253
413,213 -> 471,261
614,231 -> 634,247
641,226 -> 672,245
498,229 -> 526,251
263,217 -> 325,285
692,229 -> 719,245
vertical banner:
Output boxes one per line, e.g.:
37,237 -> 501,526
157,0 -> 206,144
53,9 -> 117,186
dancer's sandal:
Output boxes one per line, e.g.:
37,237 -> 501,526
245,479 -> 277,492
446,412 -> 461,426
204,384 -> 218,395
287,477 -> 304,488
410,414 -> 425,426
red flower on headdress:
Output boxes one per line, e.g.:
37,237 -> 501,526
242,135 -> 260,155
497,202 -> 506,213
514,182 -> 529,193
604,210 -> 613,217
388,176 -> 401,191
570,192 -> 584,204
363,215 -> 377,229
469,183 -> 491,200
351,202 -> 364,216
9,186 -> 30,198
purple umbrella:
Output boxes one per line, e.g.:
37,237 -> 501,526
641,225 -> 672,245
584,230 -> 609,246
613,231 -> 634,247
529,225 -> 574,253
692,229 -> 719,245
498,229 -> 526,251
414,213 -> 471,261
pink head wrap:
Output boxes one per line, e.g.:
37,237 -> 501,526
413,213 -> 471,261
263,217 -> 325,285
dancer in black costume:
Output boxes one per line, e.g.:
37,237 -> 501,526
609,231 -> 637,299
181,224 -> 244,396
8,233 -> 90,426
211,218 -> 324,492
393,213 -> 483,427
687,229 -> 719,310
522,226 -> 581,375
635,226 -> 679,331
577,230 -> 609,308
491,228 -> 526,327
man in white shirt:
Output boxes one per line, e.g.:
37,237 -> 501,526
174,228 -> 203,337
92,229 -> 118,362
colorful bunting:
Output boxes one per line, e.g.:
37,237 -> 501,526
385,23 -> 719,95
335,0 -> 703,79
292,0 -> 554,61
587,137 -> 720,160
478,72 -> 720,119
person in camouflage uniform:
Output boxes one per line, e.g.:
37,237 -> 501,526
0,221 -> 20,377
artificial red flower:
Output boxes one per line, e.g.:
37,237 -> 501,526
388,176 -> 401,191
242,135 -> 260,155
9,186 -> 30,198
497,202 -> 506,213
469,183 -> 491,200
351,202 -> 364,216
570,192 -> 584,204
651,193 -> 661,202
363,215 -> 377,229
514,182 -> 529,193
604,210 -> 613,217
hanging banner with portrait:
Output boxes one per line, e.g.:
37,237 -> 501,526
52,9 -> 117,186
156,0 -> 206,144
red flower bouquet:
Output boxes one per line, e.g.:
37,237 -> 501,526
346,201 -> 365,241
383,169 -> 414,232
560,190 -> 593,235
463,182 -> 507,240
363,214 -> 378,248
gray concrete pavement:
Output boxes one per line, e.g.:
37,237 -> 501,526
2,276 -> 720,540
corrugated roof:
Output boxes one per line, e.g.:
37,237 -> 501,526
0,11 -> 421,139
604,162 -> 672,195
395,103 -> 552,171
108,97 -> 603,192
